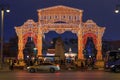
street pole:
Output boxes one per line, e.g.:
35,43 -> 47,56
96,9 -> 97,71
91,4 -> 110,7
0,9 -> 4,69
0,4 -> 10,69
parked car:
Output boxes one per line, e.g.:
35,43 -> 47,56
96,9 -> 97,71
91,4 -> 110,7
105,50 -> 120,72
27,63 -> 60,73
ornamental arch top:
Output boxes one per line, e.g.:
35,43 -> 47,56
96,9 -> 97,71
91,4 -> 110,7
15,5 -> 105,60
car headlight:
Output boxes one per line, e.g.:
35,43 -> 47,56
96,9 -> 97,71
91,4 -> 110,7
27,67 -> 30,69
110,65 -> 115,68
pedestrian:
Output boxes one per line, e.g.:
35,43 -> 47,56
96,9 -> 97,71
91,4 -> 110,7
81,61 -> 85,71
9,59 -> 14,71
84,59 -> 88,71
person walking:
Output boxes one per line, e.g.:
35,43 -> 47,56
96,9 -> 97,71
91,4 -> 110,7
9,59 -> 14,71
81,61 -> 85,71
84,59 -> 88,71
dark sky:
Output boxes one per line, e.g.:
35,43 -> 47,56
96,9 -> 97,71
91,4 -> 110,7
1,0 -> 120,42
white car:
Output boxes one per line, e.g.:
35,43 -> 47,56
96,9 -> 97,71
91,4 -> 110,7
27,63 -> 60,73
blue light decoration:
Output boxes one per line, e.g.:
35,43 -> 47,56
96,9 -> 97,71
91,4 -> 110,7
85,37 -> 96,59
33,48 -> 38,57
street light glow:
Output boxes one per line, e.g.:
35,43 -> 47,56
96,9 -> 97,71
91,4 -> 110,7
6,9 -> 10,13
115,10 -> 119,13
115,9 -> 119,13
115,4 -> 120,14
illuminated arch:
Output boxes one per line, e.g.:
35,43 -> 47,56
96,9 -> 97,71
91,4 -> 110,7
15,5 -> 105,60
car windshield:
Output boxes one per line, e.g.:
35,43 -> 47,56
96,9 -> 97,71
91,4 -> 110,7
108,51 -> 120,61
38,63 -> 53,65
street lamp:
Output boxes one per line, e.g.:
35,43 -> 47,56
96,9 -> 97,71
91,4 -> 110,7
0,4 -> 10,69
115,4 -> 120,13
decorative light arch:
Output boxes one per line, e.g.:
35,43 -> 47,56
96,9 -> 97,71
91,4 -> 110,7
15,5 -> 105,60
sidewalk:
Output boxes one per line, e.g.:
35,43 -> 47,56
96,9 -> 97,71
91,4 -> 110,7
60,65 -> 105,72
0,69 -> 10,72
0,63 -> 11,72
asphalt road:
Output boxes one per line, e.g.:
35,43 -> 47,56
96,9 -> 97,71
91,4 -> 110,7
0,70 -> 120,80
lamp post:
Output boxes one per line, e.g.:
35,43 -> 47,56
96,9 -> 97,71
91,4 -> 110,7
115,4 -> 120,13
0,4 -> 10,69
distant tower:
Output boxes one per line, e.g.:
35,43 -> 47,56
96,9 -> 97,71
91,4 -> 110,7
55,37 -> 65,60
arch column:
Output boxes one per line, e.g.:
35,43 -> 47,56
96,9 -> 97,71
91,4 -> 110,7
96,37 -> 102,60
77,29 -> 84,60
37,27 -> 43,56
17,30 -> 24,60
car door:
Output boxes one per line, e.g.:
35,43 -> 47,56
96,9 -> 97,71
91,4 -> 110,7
38,63 -> 52,71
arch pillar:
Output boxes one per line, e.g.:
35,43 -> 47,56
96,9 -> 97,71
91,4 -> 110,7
96,37 -> 102,60
77,29 -> 84,60
37,28 -> 43,56
17,30 -> 24,60
95,36 -> 104,69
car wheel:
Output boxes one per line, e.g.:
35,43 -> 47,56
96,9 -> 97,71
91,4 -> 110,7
30,68 -> 36,73
115,67 -> 120,73
50,68 -> 55,73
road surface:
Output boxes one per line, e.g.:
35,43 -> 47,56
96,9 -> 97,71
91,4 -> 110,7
0,70 -> 120,80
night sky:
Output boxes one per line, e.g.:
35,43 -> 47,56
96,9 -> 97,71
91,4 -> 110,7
1,0 -> 120,42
